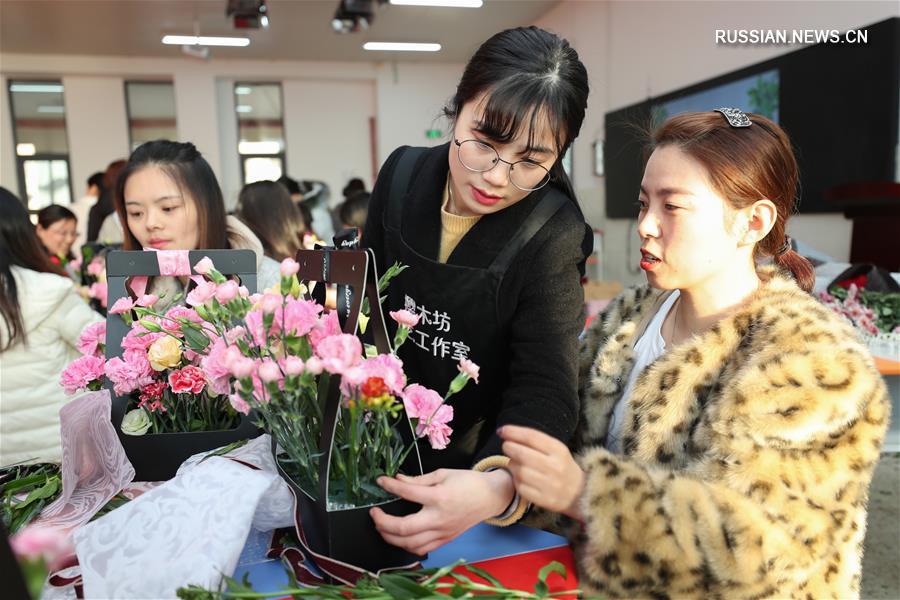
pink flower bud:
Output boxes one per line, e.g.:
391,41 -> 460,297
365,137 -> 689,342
109,296 -> 135,315
238,285 -> 250,298
458,358 -> 480,384
261,293 -> 282,314
194,256 -> 215,275
280,257 -> 300,277
215,280 -> 239,304
231,357 -> 256,379
304,356 -> 323,375
135,294 -> 159,308
390,309 -> 420,329
229,393 -> 250,415
283,356 -> 305,376
258,360 -> 282,383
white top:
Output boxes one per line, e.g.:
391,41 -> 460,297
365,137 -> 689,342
604,290 -> 680,454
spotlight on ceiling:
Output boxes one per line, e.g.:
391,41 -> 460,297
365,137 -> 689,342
227,0 -> 270,29
332,0 -> 386,34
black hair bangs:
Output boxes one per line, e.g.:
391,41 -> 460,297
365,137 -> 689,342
474,76 -> 568,158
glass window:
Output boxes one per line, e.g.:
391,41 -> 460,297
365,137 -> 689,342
235,83 -> 285,184
8,80 -> 72,210
125,81 -> 177,150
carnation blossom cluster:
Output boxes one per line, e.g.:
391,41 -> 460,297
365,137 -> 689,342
818,283 -> 897,336
61,254 -> 478,506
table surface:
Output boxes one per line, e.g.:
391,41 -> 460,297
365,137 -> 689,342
233,522 -> 572,594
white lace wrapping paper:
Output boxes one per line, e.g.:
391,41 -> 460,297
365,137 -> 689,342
176,433 -> 295,531
73,456 -> 274,598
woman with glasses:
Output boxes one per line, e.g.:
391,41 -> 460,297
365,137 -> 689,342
363,26 -> 591,555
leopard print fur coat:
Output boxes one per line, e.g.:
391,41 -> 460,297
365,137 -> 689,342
567,267 -> 889,599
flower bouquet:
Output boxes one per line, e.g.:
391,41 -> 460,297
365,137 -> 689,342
62,249 -> 262,481
136,248 -> 477,575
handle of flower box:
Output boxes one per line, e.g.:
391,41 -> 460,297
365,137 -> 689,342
294,248 -> 421,508
105,249 -> 258,430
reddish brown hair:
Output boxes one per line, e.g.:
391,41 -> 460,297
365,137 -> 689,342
649,111 -> 814,292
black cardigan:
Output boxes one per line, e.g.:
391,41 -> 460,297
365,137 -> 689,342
362,143 -> 587,463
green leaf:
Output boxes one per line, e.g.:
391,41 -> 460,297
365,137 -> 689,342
377,573 -> 433,598
534,580 -> 549,597
464,564 -> 502,587
537,560 -> 567,585
17,476 -> 60,509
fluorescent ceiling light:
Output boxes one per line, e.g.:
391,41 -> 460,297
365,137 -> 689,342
363,42 -> 441,52
390,0 -> 482,6
10,83 -> 64,93
161,35 -> 250,47
235,86 -> 252,95
236,105 -> 253,113
16,143 -> 36,156
37,106 -> 65,113
238,141 -> 282,154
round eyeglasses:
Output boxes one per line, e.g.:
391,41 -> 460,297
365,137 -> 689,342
454,139 -> 552,192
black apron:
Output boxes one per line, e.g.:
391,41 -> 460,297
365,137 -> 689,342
382,147 -> 566,471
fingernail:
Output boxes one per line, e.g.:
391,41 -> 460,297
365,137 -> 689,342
496,426 -> 504,435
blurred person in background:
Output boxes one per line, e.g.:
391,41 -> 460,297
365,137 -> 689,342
70,171 -> 104,257
338,191 -> 370,233
1,187 -> 102,466
235,180 -> 307,262
87,159 -> 126,243
35,204 -> 79,278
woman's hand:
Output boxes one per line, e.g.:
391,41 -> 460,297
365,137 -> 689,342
499,425 -> 585,521
370,468 -> 514,555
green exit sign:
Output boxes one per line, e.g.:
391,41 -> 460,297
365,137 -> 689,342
425,129 -> 443,140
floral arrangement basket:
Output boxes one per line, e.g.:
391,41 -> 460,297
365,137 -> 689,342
105,250 -> 260,481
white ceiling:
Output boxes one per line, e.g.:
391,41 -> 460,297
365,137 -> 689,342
0,0 -> 561,63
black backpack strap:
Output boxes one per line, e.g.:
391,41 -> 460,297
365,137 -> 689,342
386,146 -> 427,231
488,188 -> 567,275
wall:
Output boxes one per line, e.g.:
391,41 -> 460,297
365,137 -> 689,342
62,76 -> 130,199
535,0 -> 900,285
282,78 -> 376,208
375,62 -> 463,163
0,54 -> 386,215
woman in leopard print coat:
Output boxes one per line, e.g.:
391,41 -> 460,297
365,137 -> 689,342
500,111 -> 889,599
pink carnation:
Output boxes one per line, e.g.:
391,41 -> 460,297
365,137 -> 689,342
457,358 -> 480,384
229,393 -> 250,415
280,257 -> 300,277
418,405 -> 454,449
257,359 -> 283,383
121,324 -> 164,351
104,349 -> 154,396
402,384 -> 444,421
390,309 -> 420,329
282,356 -> 305,377
11,525 -> 74,571
186,280 -> 218,307
76,321 -> 106,357
135,294 -> 159,308
88,282 -> 108,308
168,365 -> 207,394
87,257 -> 105,276
402,384 -> 454,449
309,310 -> 341,351
343,353 -> 406,396
315,334 -> 363,375
162,306 -> 203,335
215,280 -> 240,304
200,336 -> 232,395
194,256 -> 215,275
60,355 -> 106,395
109,296 -> 134,315
275,298 -> 323,337
260,293 -> 282,314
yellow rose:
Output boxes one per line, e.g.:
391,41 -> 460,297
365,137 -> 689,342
147,336 -> 183,371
